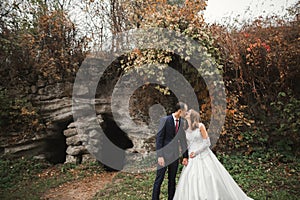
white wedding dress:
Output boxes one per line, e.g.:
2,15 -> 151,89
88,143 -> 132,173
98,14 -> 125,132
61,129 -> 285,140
173,127 -> 253,200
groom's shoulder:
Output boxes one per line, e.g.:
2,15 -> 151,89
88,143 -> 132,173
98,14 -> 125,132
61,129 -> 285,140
160,115 -> 171,122
165,115 -> 173,119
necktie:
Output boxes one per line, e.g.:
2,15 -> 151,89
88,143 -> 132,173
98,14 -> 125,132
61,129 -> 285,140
175,119 -> 179,133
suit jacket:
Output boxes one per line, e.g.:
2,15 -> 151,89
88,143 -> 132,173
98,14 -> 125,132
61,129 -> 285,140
156,115 -> 188,163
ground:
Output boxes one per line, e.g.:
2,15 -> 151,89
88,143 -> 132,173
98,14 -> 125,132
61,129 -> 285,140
42,172 -> 117,200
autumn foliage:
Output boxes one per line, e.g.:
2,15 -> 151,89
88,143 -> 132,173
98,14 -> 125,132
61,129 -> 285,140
0,0 -> 299,157
0,1 -> 87,142
209,17 -> 299,155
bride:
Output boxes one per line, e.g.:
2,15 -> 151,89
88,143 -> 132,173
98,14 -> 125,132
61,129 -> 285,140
173,109 -> 253,200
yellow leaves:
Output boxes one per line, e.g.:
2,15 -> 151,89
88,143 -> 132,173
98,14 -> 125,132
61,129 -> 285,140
32,119 -> 39,126
244,119 -> 255,127
164,56 -> 172,63
132,48 -> 142,56
220,130 -> 227,135
238,134 -> 243,141
245,146 -> 253,156
130,0 -> 206,30
21,107 -> 28,115
42,71 -> 48,77
21,107 -> 35,116
184,56 -> 190,61
201,103 -> 207,111
227,109 -> 235,117
155,85 -> 170,95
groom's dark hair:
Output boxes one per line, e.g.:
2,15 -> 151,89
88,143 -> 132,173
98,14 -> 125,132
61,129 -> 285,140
174,102 -> 186,112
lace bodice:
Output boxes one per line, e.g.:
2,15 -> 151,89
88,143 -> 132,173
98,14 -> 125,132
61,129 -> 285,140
185,127 -> 211,156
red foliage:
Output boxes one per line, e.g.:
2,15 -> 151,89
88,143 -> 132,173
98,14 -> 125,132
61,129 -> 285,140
210,17 -> 300,152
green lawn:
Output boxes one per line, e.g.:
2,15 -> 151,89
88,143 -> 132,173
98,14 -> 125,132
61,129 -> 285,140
0,150 -> 299,200
94,151 -> 299,200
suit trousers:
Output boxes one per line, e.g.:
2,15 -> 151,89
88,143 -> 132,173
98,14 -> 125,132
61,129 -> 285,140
152,159 -> 179,200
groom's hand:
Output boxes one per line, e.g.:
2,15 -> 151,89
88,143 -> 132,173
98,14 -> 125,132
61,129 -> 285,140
158,157 -> 165,167
182,158 -> 188,166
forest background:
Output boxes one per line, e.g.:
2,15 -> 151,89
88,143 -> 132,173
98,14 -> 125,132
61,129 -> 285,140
0,0 -> 299,199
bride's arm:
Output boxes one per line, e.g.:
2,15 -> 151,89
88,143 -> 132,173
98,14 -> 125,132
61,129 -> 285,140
190,123 -> 211,158
199,123 -> 208,139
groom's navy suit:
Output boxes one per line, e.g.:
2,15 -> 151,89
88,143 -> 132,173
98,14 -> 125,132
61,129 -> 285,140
152,115 -> 188,200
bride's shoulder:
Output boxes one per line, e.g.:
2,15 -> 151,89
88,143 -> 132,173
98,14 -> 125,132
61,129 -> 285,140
185,128 -> 197,135
198,123 -> 205,128
185,128 -> 193,133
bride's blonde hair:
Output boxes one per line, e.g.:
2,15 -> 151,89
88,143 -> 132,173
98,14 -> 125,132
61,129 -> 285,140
190,109 -> 201,130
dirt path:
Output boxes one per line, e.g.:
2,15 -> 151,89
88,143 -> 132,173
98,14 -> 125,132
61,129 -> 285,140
41,172 -> 117,200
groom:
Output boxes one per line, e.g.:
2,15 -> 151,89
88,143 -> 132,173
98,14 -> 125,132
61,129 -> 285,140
152,102 -> 189,200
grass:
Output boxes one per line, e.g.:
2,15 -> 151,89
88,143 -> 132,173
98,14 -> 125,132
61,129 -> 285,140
216,151 -> 299,200
94,150 -> 300,200
0,156 -> 104,200
0,149 -> 299,200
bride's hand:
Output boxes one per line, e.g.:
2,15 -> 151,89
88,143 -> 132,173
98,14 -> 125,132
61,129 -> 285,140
189,152 -> 195,158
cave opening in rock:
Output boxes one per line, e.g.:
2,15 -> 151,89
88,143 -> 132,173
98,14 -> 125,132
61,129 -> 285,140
99,113 -> 134,171
44,119 -> 73,164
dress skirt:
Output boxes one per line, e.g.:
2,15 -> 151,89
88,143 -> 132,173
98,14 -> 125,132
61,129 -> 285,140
173,150 -> 253,200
